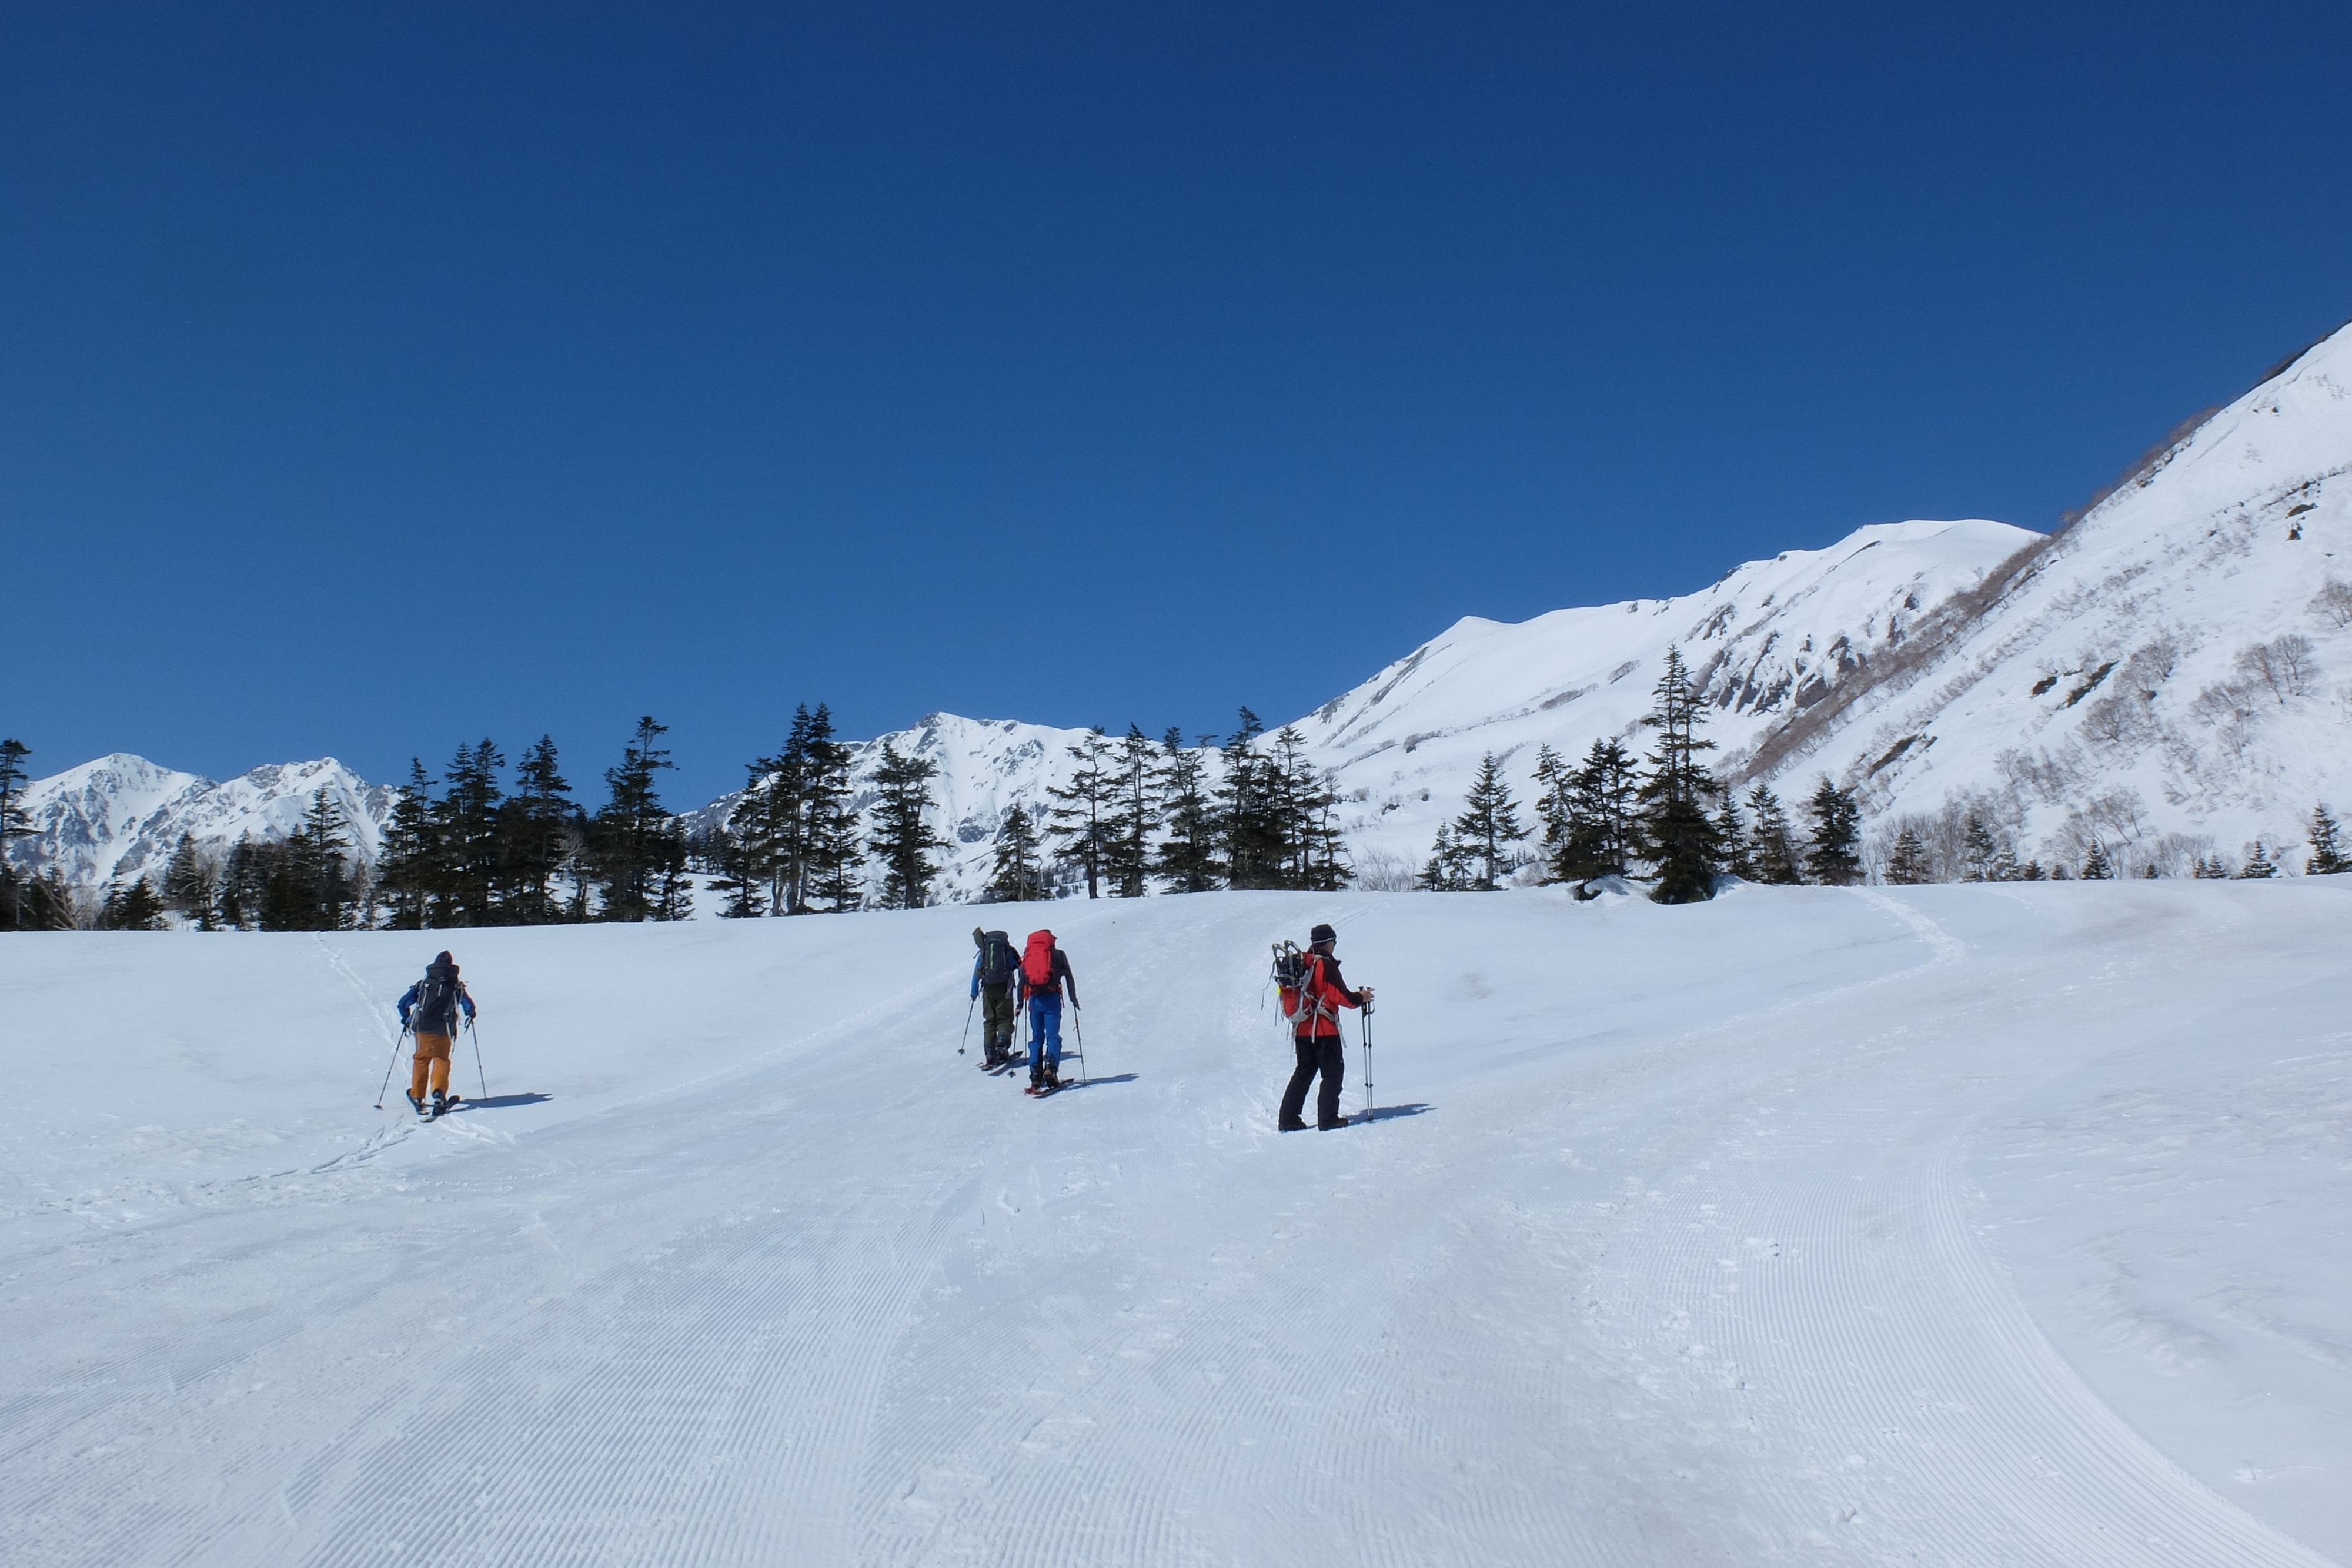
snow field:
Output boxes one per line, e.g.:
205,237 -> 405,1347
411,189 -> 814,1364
2,883 -> 2348,1565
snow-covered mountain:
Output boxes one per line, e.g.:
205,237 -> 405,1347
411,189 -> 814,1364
8,754 -> 396,890
1762,320 -> 2352,876
21,320 -> 2352,900
1291,517 -> 2042,880
676,517 -> 2039,898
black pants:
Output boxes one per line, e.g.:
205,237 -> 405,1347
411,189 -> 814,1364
1280,1033 -> 1346,1127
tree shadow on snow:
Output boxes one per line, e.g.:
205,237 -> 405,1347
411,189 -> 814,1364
1357,1102 -> 1432,1124
456,1093 -> 554,1111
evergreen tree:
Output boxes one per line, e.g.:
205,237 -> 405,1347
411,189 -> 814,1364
1152,730 -> 1221,892
1452,753 -> 1531,890
2235,841 -> 2279,879
709,823 -> 768,917
591,717 -> 679,922
735,707 -> 823,916
1886,827 -> 1933,885
2309,804 -> 2347,875
0,738 -> 29,842
1101,724 -> 1161,897
1745,784 -> 1803,884
747,703 -> 859,915
867,740 -> 945,909
1045,728 -> 1115,898
12,869 -> 78,930
1542,738 -> 1641,881
795,731 -> 860,913
650,830 -> 696,922
1418,822 -> 1475,891
375,760 -> 440,929
264,788 -> 358,930
1295,759 -> 1354,891
2193,853 -> 2229,880
0,737 -> 34,931
1803,779 -> 1863,885
500,736 -> 575,924
987,802 -> 1047,902
1638,647 -> 1722,903
1261,725 -> 1347,890
161,833 -> 218,927
1714,791 -> 1754,880
2080,840 -> 2114,880
217,835 -> 259,929
433,740 -> 505,925
1531,744 -> 1572,878
801,706 -> 861,912
1217,709 -> 1290,890
1960,813 -> 2002,882
99,875 -> 167,931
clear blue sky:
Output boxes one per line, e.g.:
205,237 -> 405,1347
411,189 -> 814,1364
5,2 -> 2347,808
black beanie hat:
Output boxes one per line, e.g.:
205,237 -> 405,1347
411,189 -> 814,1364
1309,923 -> 1337,945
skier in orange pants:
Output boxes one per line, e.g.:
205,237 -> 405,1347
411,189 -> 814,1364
396,950 -> 477,1119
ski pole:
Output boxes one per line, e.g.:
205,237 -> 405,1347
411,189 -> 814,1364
467,1015 -> 489,1099
1362,998 -> 1375,1123
375,1021 -> 412,1109
1073,1004 -> 1087,1087
960,992 -> 976,1056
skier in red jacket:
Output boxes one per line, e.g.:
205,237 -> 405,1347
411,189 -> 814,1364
1280,922 -> 1372,1131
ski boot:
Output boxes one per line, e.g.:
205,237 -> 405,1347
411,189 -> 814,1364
429,1089 -> 447,1120
407,1091 -> 429,1119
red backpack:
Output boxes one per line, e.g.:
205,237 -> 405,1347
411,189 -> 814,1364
1021,930 -> 1058,988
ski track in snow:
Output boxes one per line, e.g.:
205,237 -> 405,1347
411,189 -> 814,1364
2,885 -> 2348,1565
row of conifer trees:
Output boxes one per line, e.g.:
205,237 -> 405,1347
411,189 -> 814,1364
1418,649 -> 1863,903
697,707 -> 1352,914
1,700 -> 1358,930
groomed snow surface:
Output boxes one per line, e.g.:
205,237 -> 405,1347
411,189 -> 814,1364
5,884 -> 2349,1566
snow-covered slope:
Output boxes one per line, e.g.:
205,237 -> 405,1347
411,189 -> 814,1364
5,884 -> 2348,1563
1292,517 -> 2041,875
10,754 -> 396,888
1764,321 -> 2352,875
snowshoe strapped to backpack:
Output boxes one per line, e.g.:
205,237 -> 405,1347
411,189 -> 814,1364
978,930 -> 1017,989
1021,931 -> 1058,989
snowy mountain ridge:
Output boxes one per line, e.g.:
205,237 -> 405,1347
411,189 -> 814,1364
16,320 -> 2352,898
9,754 -> 395,893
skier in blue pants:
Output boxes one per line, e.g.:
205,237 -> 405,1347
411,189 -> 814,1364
1016,929 -> 1080,1092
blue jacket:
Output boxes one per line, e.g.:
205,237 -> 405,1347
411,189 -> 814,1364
398,965 -> 476,1034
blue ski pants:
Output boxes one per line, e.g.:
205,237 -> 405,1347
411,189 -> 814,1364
1027,994 -> 1063,1071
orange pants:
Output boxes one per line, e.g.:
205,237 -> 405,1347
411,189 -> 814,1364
411,1032 -> 453,1098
